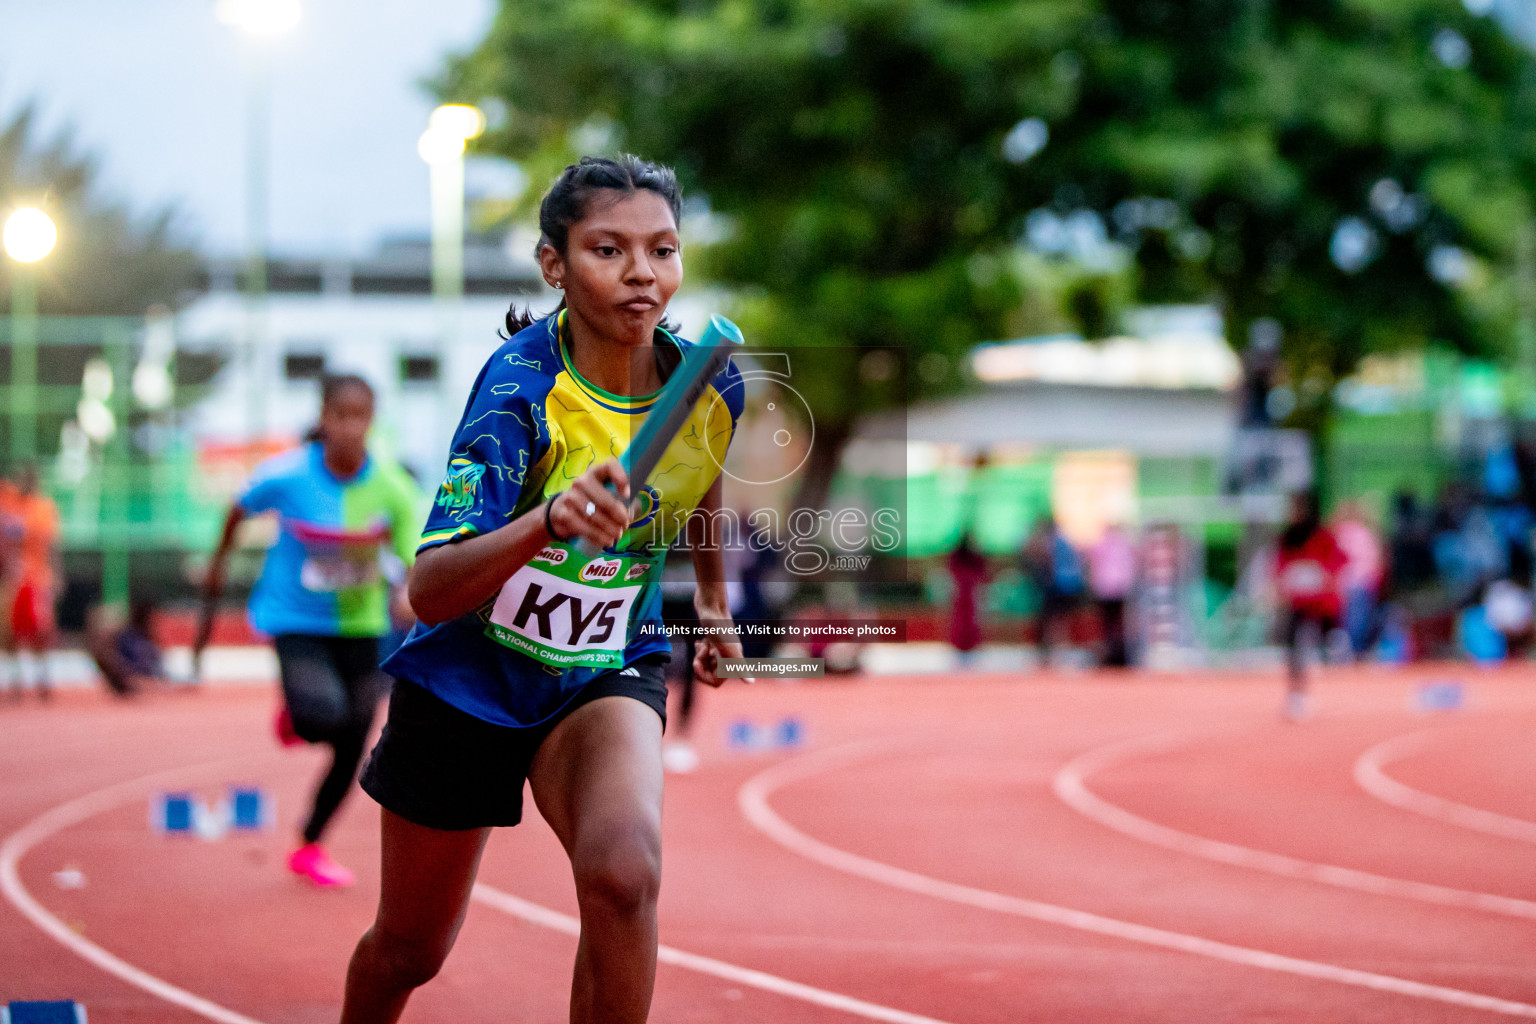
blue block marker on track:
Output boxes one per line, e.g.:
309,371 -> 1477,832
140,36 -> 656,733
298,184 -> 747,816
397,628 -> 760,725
4,1001 -> 88,1024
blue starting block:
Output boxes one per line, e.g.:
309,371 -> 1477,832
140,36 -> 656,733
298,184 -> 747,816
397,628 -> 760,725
3,1001 -> 87,1024
1416,681 -> 1465,712
727,717 -> 806,751
774,717 -> 805,748
727,720 -> 763,750
229,786 -> 273,831
151,792 -> 195,834
151,786 -> 271,839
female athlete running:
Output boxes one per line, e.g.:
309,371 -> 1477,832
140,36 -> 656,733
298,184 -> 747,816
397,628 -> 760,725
196,374 -> 422,885
341,155 -> 746,1024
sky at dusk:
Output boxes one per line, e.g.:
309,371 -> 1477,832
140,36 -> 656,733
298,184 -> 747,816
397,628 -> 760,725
0,0 -> 497,257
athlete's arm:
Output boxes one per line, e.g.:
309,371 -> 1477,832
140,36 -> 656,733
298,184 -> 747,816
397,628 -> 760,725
409,460 -> 631,627
688,476 -> 746,687
193,503 -> 246,674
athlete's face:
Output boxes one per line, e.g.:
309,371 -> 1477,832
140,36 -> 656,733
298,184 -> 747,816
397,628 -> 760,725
542,190 -> 682,348
319,385 -> 373,472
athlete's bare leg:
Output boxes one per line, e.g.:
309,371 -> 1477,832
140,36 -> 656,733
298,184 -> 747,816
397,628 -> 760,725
339,810 -> 490,1024
530,695 -> 665,1024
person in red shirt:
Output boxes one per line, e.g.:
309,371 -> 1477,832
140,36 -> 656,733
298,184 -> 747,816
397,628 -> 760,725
0,464 -> 61,700
1274,491 -> 1346,720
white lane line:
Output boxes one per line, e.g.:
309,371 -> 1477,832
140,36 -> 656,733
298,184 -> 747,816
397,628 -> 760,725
0,758 -> 272,1024
3,755 -> 955,1024
1054,729 -> 1536,920
740,739 -> 1536,1019
1356,731 -> 1536,845
472,885 -> 956,1024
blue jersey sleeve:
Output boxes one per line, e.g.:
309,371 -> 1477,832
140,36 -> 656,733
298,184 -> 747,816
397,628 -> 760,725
237,448 -> 305,515
419,350 -> 547,552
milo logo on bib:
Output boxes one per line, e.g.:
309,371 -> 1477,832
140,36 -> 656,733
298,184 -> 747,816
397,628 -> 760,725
580,558 -> 622,583
485,541 -> 652,668
531,546 -> 567,566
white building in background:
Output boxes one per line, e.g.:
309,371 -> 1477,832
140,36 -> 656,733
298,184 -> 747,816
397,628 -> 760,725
176,235 -> 722,483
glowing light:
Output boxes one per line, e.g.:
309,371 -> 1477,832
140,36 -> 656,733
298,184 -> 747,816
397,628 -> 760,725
76,399 -> 116,442
82,358 -> 114,402
3,208 -> 57,263
133,362 -> 174,410
429,104 -> 486,142
417,129 -> 466,166
216,0 -> 301,36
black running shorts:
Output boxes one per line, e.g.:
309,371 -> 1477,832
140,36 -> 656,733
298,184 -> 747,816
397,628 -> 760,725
360,654 -> 668,831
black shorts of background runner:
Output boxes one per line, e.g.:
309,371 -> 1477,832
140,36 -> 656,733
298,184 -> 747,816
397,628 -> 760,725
360,654 -> 669,831
274,634 -> 386,844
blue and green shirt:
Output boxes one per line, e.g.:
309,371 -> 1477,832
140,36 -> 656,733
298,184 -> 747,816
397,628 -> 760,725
383,313 -> 744,727
238,444 -> 425,638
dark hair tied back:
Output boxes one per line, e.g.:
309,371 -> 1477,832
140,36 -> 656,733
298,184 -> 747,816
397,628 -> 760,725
503,154 -> 683,337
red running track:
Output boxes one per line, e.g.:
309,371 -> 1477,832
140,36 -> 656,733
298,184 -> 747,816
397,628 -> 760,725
2,664 -> 1535,1022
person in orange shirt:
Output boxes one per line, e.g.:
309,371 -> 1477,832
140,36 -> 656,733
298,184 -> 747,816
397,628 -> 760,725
1,464 -> 61,700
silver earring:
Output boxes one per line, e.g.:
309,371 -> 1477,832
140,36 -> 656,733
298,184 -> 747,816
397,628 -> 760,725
554,281 -> 564,290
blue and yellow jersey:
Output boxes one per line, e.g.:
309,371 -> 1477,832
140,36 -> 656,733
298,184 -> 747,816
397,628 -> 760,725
382,312 -> 744,727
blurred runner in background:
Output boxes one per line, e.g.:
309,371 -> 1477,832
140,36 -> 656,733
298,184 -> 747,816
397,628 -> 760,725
0,463 -> 61,700
195,374 -> 423,886
1275,491 -> 1346,721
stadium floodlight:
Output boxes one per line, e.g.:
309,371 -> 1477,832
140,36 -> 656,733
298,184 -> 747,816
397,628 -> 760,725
216,0 -> 300,36
429,104 -> 487,143
417,128 -> 467,166
6,207 -> 56,462
3,208 -> 57,264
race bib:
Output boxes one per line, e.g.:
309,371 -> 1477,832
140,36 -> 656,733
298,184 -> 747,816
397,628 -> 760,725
1279,560 -> 1328,598
485,542 -> 658,669
300,553 -> 382,593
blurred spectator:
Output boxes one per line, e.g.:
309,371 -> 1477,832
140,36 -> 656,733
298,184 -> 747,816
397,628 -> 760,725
1089,523 -> 1136,667
660,557 -> 701,774
1331,501 -> 1384,658
947,531 -> 987,662
1385,490 -> 1436,599
1023,516 -> 1084,664
734,522 -> 779,659
1482,578 -> 1533,657
0,463 -> 61,700
1275,491 -> 1345,721
85,596 -> 173,697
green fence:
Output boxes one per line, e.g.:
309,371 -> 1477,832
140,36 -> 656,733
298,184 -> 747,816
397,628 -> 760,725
1,314 -> 226,606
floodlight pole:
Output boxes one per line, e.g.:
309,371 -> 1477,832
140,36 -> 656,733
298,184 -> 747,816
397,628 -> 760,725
243,41 -> 273,447
9,270 -> 37,462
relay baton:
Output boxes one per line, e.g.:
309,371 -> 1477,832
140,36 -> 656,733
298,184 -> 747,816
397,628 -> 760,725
577,314 -> 743,554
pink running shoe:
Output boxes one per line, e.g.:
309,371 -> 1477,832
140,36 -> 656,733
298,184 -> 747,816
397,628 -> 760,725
274,706 -> 304,748
288,843 -> 355,887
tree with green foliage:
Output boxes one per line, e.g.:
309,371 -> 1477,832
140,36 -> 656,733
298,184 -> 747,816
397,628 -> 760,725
441,0 -> 1536,451
1055,0 -> 1536,433
0,105 -> 197,316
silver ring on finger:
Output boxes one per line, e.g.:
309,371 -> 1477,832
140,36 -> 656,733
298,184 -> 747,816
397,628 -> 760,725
584,500 -> 596,516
